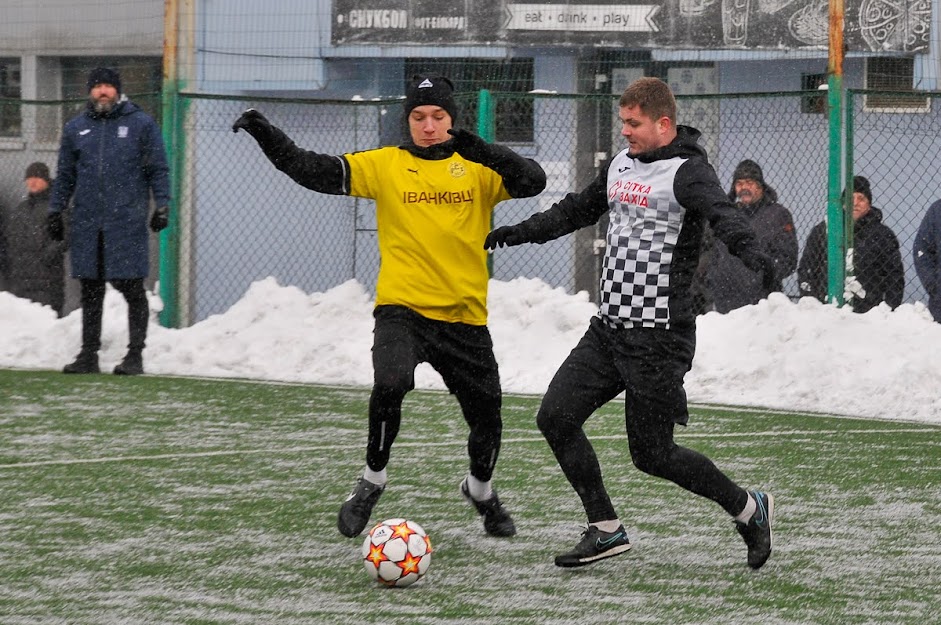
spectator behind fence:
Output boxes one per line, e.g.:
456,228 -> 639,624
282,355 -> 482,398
914,199 -> 941,322
797,175 -> 903,313
695,159 -> 797,313
49,67 -> 171,375
233,74 -> 547,540
482,77 -> 776,570
0,162 -> 67,316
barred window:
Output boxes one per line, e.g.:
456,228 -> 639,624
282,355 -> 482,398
800,72 -> 827,115
865,56 -> 929,112
0,58 -> 22,137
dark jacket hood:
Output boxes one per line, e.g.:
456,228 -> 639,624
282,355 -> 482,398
636,125 -> 707,163
856,206 -> 884,229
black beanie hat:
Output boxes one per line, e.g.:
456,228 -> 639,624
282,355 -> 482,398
404,75 -> 458,121
86,67 -> 122,93
24,161 -> 51,182
853,175 -> 873,203
732,159 -> 765,186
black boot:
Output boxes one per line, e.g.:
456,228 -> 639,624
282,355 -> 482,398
63,350 -> 100,374
113,350 -> 144,376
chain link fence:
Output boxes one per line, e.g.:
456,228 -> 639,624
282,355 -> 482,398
2,90 -> 938,324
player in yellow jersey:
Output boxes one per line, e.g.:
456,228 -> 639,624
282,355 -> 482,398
233,74 -> 546,538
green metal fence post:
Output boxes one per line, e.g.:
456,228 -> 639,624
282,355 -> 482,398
825,0 -> 846,305
477,89 -> 496,275
843,93 -> 856,301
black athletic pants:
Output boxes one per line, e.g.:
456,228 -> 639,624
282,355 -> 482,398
536,316 -> 748,522
366,305 -> 503,481
78,232 -> 149,354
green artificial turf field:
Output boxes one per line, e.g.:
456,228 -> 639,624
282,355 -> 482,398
1,368 -> 939,624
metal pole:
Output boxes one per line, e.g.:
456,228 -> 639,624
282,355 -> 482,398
825,0 -> 846,305
477,89 -> 496,275
159,0 -> 181,327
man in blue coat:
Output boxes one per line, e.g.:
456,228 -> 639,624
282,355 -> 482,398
914,199 -> 941,322
48,67 -> 171,375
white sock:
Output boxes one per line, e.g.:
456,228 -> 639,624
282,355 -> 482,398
466,475 -> 493,500
734,493 -> 757,523
590,519 -> 622,533
363,467 -> 387,486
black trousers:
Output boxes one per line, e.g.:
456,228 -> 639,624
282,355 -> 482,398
78,232 -> 149,353
536,316 -> 748,522
366,305 -> 503,481
79,278 -> 149,353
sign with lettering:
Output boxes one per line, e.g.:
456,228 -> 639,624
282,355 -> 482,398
331,0 -> 931,52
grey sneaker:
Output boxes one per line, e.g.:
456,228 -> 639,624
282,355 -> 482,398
735,490 -> 774,569
337,478 -> 385,538
460,477 -> 516,537
554,524 -> 632,568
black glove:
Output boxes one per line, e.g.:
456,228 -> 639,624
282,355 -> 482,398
47,212 -> 64,242
150,206 -> 169,232
232,108 -> 272,138
738,249 -> 777,294
484,225 -> 530,250
447,128 -> 490,164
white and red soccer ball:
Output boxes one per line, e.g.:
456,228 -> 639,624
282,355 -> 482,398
362,518 -> 432,587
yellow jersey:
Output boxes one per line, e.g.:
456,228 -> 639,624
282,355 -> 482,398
345,146 -> 511,326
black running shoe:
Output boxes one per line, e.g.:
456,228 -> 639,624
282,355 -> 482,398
63,351 -> 100,374
337,478 -> 385,538
460,477 -> 517,537
113,350 -> 143,376
554,524 -> 632,568
735,490 -> 774,569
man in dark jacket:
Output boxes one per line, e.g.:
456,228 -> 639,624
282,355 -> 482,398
798,176 -> 903,313
484,77 -> 776,571
0,162 -> 66,315
697,159 -> 798,312
914,199 -> 941,322
48,67 -> 171,375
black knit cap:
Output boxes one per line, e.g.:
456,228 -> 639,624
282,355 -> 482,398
732,159 -> 765,186
404,74 -> 458,121
86,67 -> 122,93
24,161 -> 51,181
853,175 -> 873,203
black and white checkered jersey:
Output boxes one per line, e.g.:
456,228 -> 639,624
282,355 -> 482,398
514,126 -> 760,328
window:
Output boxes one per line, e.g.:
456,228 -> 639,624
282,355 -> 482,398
801,72 -> 827,114
864,57 -> 929,112
403,59 -> 535,142
0,58 -> 22,137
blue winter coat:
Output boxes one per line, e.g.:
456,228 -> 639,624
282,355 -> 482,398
914,199 -> 941,322
49,98 -> 170,279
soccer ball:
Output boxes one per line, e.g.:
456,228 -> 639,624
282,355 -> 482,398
362,518 -> 432,587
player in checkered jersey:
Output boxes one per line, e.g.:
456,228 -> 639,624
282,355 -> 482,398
485,77 -> 777,570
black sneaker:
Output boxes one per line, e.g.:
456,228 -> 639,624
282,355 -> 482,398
554,524 -> 632,568
735,490 -> 774,570
113,351 -> 144,376
63,351 -> 100,374
460,477 -> 516,537
337,478 -> 385,538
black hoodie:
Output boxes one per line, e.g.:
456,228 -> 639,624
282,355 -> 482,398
508,125 -> 762,327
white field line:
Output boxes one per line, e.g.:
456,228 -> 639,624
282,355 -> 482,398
0,427 -> 937,471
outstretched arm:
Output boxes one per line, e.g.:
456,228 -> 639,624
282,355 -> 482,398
485,169 -> 608,249
447,129 -> 546,198
233,109 -> 347,195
